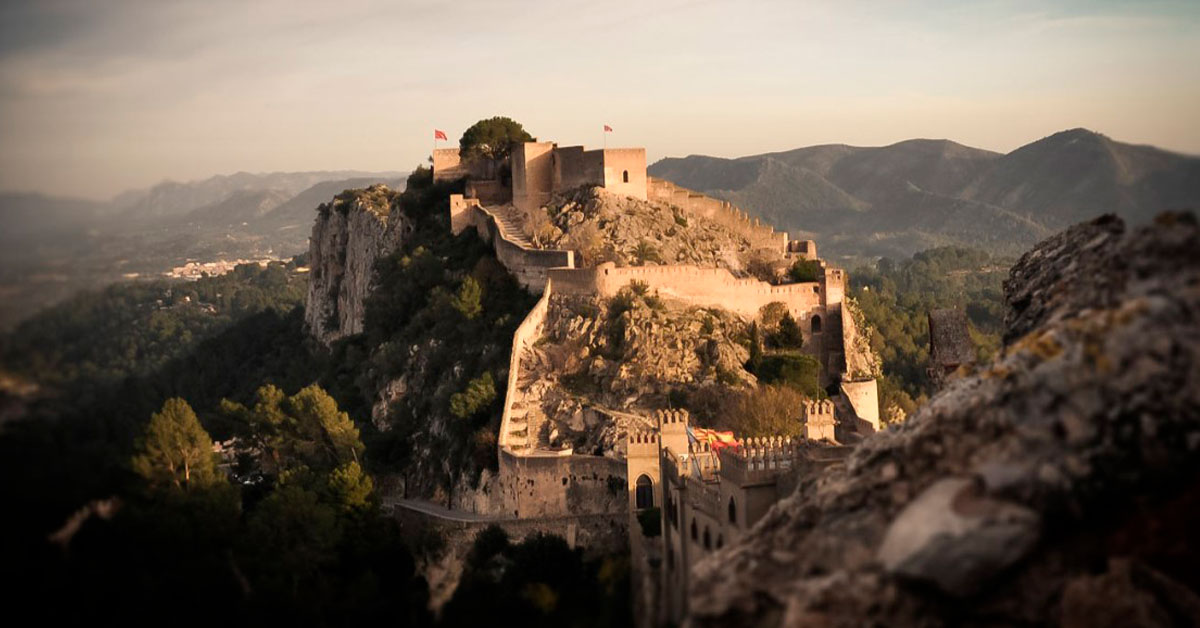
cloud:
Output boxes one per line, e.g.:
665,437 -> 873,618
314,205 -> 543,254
1,0 -> 1198,198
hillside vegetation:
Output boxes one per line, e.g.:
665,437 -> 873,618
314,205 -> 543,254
849,247 -> 1007,419
1,260 -> 307,391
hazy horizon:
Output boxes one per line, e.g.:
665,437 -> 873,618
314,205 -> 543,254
2,0 -> 1198,201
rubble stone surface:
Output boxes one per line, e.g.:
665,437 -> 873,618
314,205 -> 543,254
686,213 -> 1200,627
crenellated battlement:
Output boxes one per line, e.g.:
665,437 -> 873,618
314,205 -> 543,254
718,436 -> 807,485
548,263 -> 838,321
627,430 -> 660,460
646,176 -> 786,251
628,431 -> 660,445
656,408 -> 691,427
802,399 -> 837,442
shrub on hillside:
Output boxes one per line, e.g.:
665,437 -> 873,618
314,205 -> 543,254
789,259 -> 823,282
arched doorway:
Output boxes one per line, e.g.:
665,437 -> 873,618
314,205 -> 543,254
635,474 -> 654,510
811,314 -> 823,334
622,169 -> 630,183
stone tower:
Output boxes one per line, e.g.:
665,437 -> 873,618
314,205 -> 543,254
626,430 -> 661,512
802,399 -> 836,442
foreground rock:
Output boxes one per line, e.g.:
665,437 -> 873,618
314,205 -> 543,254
687,213 -> 1200,626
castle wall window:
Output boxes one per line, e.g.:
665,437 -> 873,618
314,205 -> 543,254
812,314 -> 823,334
703,528 -> 712,551
635,474 -> 654,509
728,497 -> 737,525
622,169 -> 630,183
716,535 -> 724,549
691,519 -> 698,541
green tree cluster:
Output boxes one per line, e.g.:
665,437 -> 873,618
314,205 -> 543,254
0,259 -> 307,390
788,259 -> 823,282
41,392 -> 435,627
131,398 -> 223,494
458,116 -> 534,162
850,246 -> 1006,418
449,372 -> 497,420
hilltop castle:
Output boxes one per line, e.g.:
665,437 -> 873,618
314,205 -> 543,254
432,139 -> 878,626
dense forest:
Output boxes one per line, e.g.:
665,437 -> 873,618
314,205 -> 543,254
849,247 -> 1008,419
1,259 -> 308,390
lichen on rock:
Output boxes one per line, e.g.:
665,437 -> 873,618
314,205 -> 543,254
532,186 -> 771,277
685,213 -> 1200,626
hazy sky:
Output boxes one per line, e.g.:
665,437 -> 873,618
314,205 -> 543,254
1,0 -> 1197,199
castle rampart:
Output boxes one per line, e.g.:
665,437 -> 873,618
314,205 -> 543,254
433,148 -> 495,182
497,448 -> 628,519
646,177 -> 786,252
548,263 -> 831,322
840,379 -> 880,432
499,278 -> 552,453
449,194 -> 574,292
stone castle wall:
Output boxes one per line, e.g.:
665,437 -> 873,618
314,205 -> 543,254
548,262 -> 835,322
449,195 -> 574,292
497,449 -> 628,519
647,177 -> 785,252
499,282 -> 552,452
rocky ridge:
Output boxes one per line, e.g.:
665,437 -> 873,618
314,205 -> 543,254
529,187 -> 768,276
305,185 -> 409,344
687,212 -> 1200,627
512,289 -> 753,456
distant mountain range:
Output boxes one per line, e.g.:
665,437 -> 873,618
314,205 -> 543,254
0,170 -> 403,329
649,129 -> 1200,262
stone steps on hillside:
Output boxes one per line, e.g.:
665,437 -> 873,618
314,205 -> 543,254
487,206 -> 535,247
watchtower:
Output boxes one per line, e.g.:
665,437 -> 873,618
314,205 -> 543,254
802,399 -> 837,442
626,430 -> 661,512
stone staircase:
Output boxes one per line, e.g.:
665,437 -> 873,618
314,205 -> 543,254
506,399 -> 532,452
487,205 -> 535,248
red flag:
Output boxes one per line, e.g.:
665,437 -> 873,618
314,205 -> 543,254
434,129 -> 448,141
603,124 -> 613,133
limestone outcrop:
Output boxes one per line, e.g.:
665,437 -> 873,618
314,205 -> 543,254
510,291 -> 752,456
531,187 -> 767,275
686,213 -> 1200,626
304,185 -> 409,344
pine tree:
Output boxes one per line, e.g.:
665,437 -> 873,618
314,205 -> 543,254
777,312 -> 805,349
748,323 -> 764,373
132,398 -> 222,493
327,461 -> 375,513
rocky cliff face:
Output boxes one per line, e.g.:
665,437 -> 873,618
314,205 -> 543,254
305,185 -> 409,344
512,290 -> 752,455
687,212 -> 1200,626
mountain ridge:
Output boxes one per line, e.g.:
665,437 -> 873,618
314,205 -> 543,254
649,129 -> 1200,262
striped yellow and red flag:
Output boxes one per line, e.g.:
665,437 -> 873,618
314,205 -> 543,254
688,426 -> 737,450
